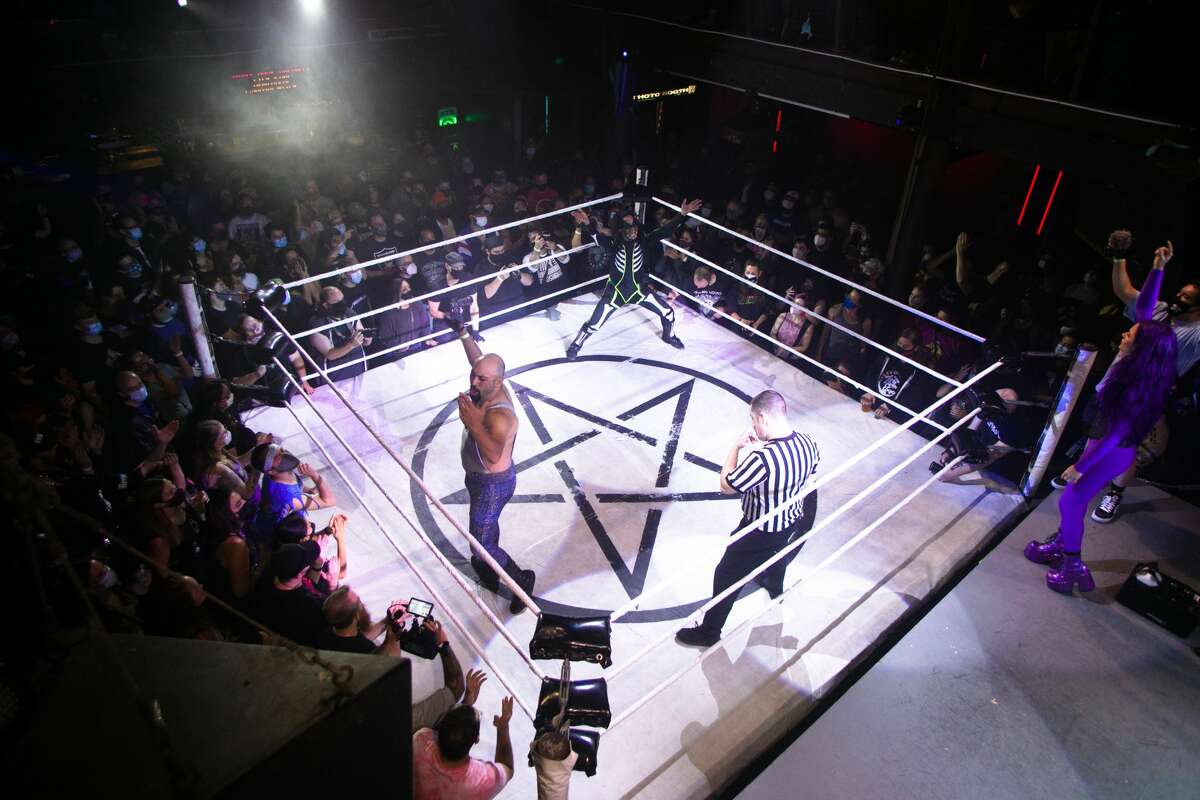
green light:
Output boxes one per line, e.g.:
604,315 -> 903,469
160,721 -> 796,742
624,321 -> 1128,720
544,95 -> 550,135
553,56 -> 567,65
437,105 -> 458,127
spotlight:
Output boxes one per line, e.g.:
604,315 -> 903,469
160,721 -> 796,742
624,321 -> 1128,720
177,0 -> 187,6
299,0 -> 324,16
621,49 -> 628,58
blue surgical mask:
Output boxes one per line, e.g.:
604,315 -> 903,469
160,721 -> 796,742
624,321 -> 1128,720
242,272 -> 260,291
125,263 -> 143,278
65,247 -> 83,263
337,244 -> 346,257
347,270 -> 363,286
334,223 -> 346,235
84,321 -> 103,337
273,237 -> 288,249
129,385 -> 149,404
193,239 -> 207,253
583,183 -> 596,194
842,297 -> 857,311
127,227 -> 143,241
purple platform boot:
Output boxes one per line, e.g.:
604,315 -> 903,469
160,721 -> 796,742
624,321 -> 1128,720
1024,531 -> 1064,566
1045,552 -> 1095,594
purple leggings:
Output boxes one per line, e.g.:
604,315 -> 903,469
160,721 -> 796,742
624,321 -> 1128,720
1057,444 -> 1134,552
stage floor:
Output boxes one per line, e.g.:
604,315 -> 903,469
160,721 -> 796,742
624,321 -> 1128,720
740,483 -> 1200,800
246,292 -> 1021,798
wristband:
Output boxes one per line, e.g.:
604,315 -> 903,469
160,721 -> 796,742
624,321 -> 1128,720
438,641 -> 451,655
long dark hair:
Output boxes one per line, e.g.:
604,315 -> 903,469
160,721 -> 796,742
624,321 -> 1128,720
1095,321 -> 1177,444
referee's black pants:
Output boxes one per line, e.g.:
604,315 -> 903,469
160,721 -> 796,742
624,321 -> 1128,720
698,491 -> 818,635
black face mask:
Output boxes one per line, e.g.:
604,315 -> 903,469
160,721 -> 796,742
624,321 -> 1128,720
167,487 -> 186,507
327,301 -> 347,317
276,452 -> 300,473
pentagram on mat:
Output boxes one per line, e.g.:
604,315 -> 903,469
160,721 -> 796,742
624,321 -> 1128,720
410,355 -> 753,623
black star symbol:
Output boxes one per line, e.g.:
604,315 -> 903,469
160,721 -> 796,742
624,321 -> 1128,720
439,378 -> 738,600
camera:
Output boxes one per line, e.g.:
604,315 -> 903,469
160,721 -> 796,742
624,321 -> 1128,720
388,598 -> 439,659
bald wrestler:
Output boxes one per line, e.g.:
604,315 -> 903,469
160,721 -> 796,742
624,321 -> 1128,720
447,314 -> 536,613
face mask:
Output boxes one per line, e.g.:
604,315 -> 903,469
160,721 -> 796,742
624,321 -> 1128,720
842,297 -> 857,311
127,227 -> 143,241
273,237 -> 288,249
97,564 -> 120,589
792,247 -> 806,259
372,225 -> 388,237
153,301 -> 178,323
276,452 -> 300,473
1054,344 -> 1071,356
744,272 -> 758,282
701,206 -> 712,218
405,262 -> 418,276
474,216 -> 488,227
242,272 -> 259,291
813,235 -> 828,247
337,244 -> 347,257
333,223 -> 346,235
124,263 -> 143,278
583,184 -> 595,195
129,385 -> 149,404
781,200 -> 795,210
482,202 -> 494,213
221,428 -> 233,446
328,301 -> 347,317
346,270 -> 363,286
193,239 -> 207,253
65,247 -> 83,263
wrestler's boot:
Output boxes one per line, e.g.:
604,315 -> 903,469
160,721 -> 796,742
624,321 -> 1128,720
471,555 -> 500,591
1045,551 -> 1095,594
661,319 -> 685,349
566,327 -> 591,360
1023,530 -> 1065,567
503,559 -> 537,614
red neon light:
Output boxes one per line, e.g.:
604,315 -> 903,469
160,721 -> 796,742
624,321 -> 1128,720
1017,164 -> 1040,226
775,109 -> 782,132
772,140 -> 778,153
1035,170 -> 1063,236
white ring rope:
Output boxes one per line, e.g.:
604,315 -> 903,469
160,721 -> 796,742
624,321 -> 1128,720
273,357 -> 546,681
321,274 -> 608,377
649,275 -> 950,432
652,196 -> 986,343
283,193 -> 624,290
659,238 -> 963,387
260,305 -> 543,616
274,366 -> 542,716
295,241 -> 598,339
603,452 -> 970,735
608,358 -> 1003,625
606,406 -> 981,685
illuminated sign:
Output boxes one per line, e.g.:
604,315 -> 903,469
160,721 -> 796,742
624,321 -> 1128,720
632,84 -> 697,102
438,106 -> 459,127
231,67 -> 307,96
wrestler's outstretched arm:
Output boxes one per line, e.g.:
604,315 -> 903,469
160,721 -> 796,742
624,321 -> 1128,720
445,312 -> 484,366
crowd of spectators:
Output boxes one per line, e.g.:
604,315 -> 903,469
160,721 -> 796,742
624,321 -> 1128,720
5,121 -> 1198,797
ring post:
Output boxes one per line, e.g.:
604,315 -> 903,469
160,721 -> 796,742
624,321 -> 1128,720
178,274 -> 217,378
1020,344 -> 1098,497
634,167 -> 650,224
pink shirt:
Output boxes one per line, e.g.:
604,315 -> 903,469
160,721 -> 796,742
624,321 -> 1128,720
412,728 -> 511,800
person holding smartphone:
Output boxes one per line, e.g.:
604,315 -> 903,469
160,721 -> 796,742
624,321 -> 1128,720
307,286 -> 373,394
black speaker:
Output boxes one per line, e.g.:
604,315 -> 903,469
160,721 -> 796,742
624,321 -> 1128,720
1115,562 -> 1200,638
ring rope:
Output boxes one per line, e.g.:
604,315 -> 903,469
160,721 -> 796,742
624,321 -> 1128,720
275,359 -> 546,690
652,196 -> 986,343
283,193 -> 624,290
321,274 -> 607,377
608,356 -> 1003,624
260,305 -> 543,616
660,238 -> 963,387
295,241 -> 598,339
647,275 -> 950,432
603,452 -> 970,735
606,408 -> 980,685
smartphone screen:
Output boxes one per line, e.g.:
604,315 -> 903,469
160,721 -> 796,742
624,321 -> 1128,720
407,598 -> 433,619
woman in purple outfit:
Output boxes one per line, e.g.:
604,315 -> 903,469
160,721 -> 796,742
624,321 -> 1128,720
1025,241 -> 1178,593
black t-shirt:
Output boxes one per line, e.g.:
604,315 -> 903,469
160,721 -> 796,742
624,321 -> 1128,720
363,235 -> 403,263
317,629 -> 377,654
108,400 -> 161,475
251,583 -> 327,648
73,338 -> 117,390
722,282 -> 770,323
433,279 -> 477,328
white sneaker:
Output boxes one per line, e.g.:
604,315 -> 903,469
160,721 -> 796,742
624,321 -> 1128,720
1091,488 -> 1123,523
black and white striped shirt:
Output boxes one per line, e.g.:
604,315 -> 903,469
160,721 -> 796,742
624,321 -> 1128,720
725,431 -> 820,532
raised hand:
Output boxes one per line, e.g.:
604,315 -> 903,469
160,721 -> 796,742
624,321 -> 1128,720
1153,240 -> 1174,270
570,209 -> 589,225
1107,229 -> 1133,257
494,696 -> 514,728
464,668 -> 487,706
680,198 -> 703,216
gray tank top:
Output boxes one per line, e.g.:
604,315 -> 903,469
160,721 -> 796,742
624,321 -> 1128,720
461,401 -> 515,473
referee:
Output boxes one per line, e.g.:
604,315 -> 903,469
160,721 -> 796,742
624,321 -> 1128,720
676,390 -> 820,648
